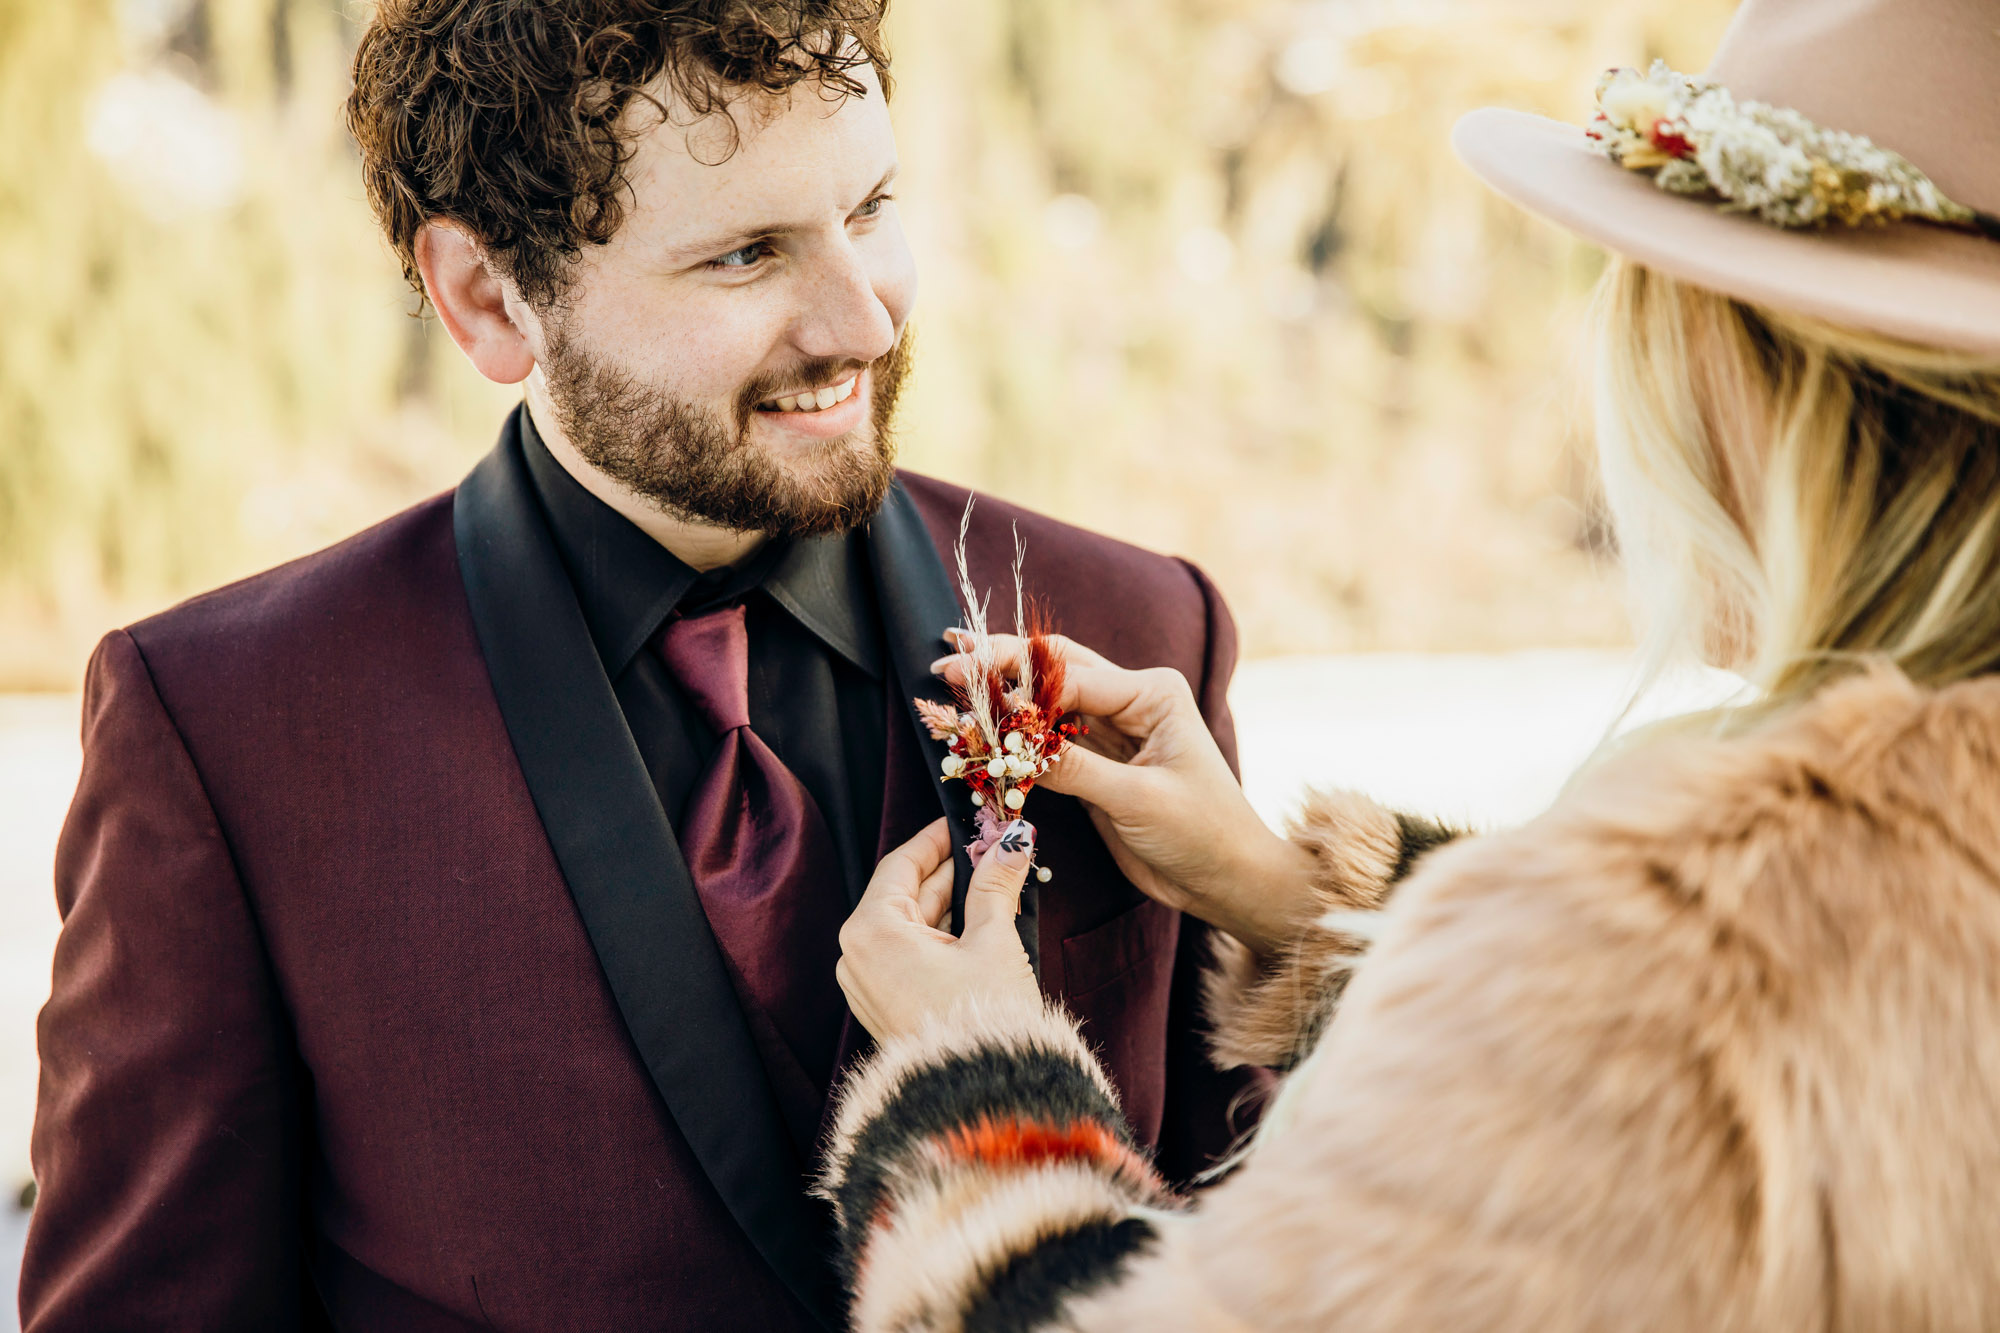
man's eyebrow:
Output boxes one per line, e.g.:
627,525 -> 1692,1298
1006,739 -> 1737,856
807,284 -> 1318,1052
665,165 -> 900,264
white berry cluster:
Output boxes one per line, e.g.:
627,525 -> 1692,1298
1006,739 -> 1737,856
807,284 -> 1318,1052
940,728 -> 1053,813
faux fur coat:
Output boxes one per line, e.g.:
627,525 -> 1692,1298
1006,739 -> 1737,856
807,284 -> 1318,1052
820,669 -> 2000,1332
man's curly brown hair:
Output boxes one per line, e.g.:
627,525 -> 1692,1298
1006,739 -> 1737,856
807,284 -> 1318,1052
346,0 -> 892,310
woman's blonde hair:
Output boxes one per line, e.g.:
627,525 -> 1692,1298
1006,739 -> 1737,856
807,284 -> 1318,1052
1248,264 -> 2000,1156
1594,259 -> 2000,726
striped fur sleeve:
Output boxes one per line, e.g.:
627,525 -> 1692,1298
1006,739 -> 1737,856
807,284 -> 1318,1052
1203,788 -> 1462,1071
820,993 -> 1176,1333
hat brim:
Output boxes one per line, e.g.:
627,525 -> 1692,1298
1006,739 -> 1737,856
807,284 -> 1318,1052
1453,108 -> 2000,356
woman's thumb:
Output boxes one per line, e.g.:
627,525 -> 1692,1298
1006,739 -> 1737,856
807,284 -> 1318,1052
964,819 -> 1035,942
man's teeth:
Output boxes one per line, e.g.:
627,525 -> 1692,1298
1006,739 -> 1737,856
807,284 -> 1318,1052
770,376 -> 858,413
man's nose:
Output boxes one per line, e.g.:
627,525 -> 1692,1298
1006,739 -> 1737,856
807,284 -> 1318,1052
789,241 -> 900,366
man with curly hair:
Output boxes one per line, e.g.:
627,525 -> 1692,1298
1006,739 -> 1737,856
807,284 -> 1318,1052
21,2 -> 1262,1328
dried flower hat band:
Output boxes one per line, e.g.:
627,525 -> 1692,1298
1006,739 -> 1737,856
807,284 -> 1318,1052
1589,61 -> 2000,240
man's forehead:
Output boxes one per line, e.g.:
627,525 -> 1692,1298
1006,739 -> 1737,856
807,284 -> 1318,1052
620,65 -> 894,242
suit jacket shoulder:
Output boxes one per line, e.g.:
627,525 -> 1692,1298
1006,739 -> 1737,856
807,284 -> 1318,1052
125,492 -> 461,685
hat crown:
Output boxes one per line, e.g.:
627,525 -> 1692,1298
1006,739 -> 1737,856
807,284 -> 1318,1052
1705,0 -> 2000,215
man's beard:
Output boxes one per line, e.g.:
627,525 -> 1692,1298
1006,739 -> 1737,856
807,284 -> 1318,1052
541,325 -> 911,539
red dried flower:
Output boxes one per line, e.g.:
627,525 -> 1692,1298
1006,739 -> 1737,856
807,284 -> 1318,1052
1647,119 -> 1695,158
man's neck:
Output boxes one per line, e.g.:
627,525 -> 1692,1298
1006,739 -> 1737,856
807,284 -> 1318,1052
525,395 -> 769,574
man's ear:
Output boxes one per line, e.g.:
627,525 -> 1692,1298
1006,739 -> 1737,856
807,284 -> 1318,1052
413,221 -> 538,385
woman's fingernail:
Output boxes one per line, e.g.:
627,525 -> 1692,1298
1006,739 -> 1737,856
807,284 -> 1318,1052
994,820 -> 1035,869
929,655 -> 954,674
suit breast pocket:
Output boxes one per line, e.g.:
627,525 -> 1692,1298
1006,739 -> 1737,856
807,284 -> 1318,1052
1058,898 -> 1180,1144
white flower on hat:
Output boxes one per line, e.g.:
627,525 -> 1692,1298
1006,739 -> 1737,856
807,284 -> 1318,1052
1596,67 -> 1672,135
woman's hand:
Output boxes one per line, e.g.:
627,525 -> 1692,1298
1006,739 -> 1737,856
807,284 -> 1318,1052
836,817 -> 1040,1043
936,631 -> 1318,960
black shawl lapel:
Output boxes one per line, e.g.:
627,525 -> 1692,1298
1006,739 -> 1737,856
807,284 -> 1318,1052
453,412 -> 835,1326
864,481 -> 1041,971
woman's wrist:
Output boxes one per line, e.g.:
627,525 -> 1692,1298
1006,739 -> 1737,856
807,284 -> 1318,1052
1199,829 -> 1323,962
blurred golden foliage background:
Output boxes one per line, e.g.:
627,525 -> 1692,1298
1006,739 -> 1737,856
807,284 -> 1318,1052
0,0 -> 1739,689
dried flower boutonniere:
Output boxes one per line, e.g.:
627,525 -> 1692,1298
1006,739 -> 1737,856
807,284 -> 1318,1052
916,501 -> 1087,884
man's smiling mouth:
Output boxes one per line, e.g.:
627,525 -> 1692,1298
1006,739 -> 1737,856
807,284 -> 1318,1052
758,373 -> 860,414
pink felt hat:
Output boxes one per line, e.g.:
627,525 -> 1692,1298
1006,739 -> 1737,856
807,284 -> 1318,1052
1452,0 -> 2000,355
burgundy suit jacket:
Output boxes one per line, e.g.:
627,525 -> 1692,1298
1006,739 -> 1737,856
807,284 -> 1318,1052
22,415 -> 1262,1331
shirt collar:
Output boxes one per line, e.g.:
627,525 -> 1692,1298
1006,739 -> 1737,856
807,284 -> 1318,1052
762,524 -> 883,678
519,411 -> 882,679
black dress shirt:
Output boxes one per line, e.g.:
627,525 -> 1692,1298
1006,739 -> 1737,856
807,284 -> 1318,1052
520,417 -> 888,906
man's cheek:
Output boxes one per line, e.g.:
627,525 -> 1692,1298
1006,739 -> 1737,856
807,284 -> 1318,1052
856,211 -> 918,319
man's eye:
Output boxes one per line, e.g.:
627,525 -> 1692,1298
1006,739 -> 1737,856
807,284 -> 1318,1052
855,194 -> 892,219
711,242 -> 768,269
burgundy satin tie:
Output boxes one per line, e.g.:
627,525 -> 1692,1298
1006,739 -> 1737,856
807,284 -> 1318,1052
657,604 -> 847,1097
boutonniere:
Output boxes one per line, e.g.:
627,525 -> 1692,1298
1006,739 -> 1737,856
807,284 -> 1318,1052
915,501 -> 1087,883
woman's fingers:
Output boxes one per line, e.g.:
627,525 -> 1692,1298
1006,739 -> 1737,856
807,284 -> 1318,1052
855,818 -> 953,916
932,647 -> 1190,734
1037,740 -> 1147,808
1066,663 -> 1193,727
930,630 -> 1114,692
940,628 -> 1113,674
838,815 -> 1041,1042
962,820 -> 1035,944
914,857 -> 955,929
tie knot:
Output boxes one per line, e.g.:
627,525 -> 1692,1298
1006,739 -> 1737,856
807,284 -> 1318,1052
658,603 -> 753,733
